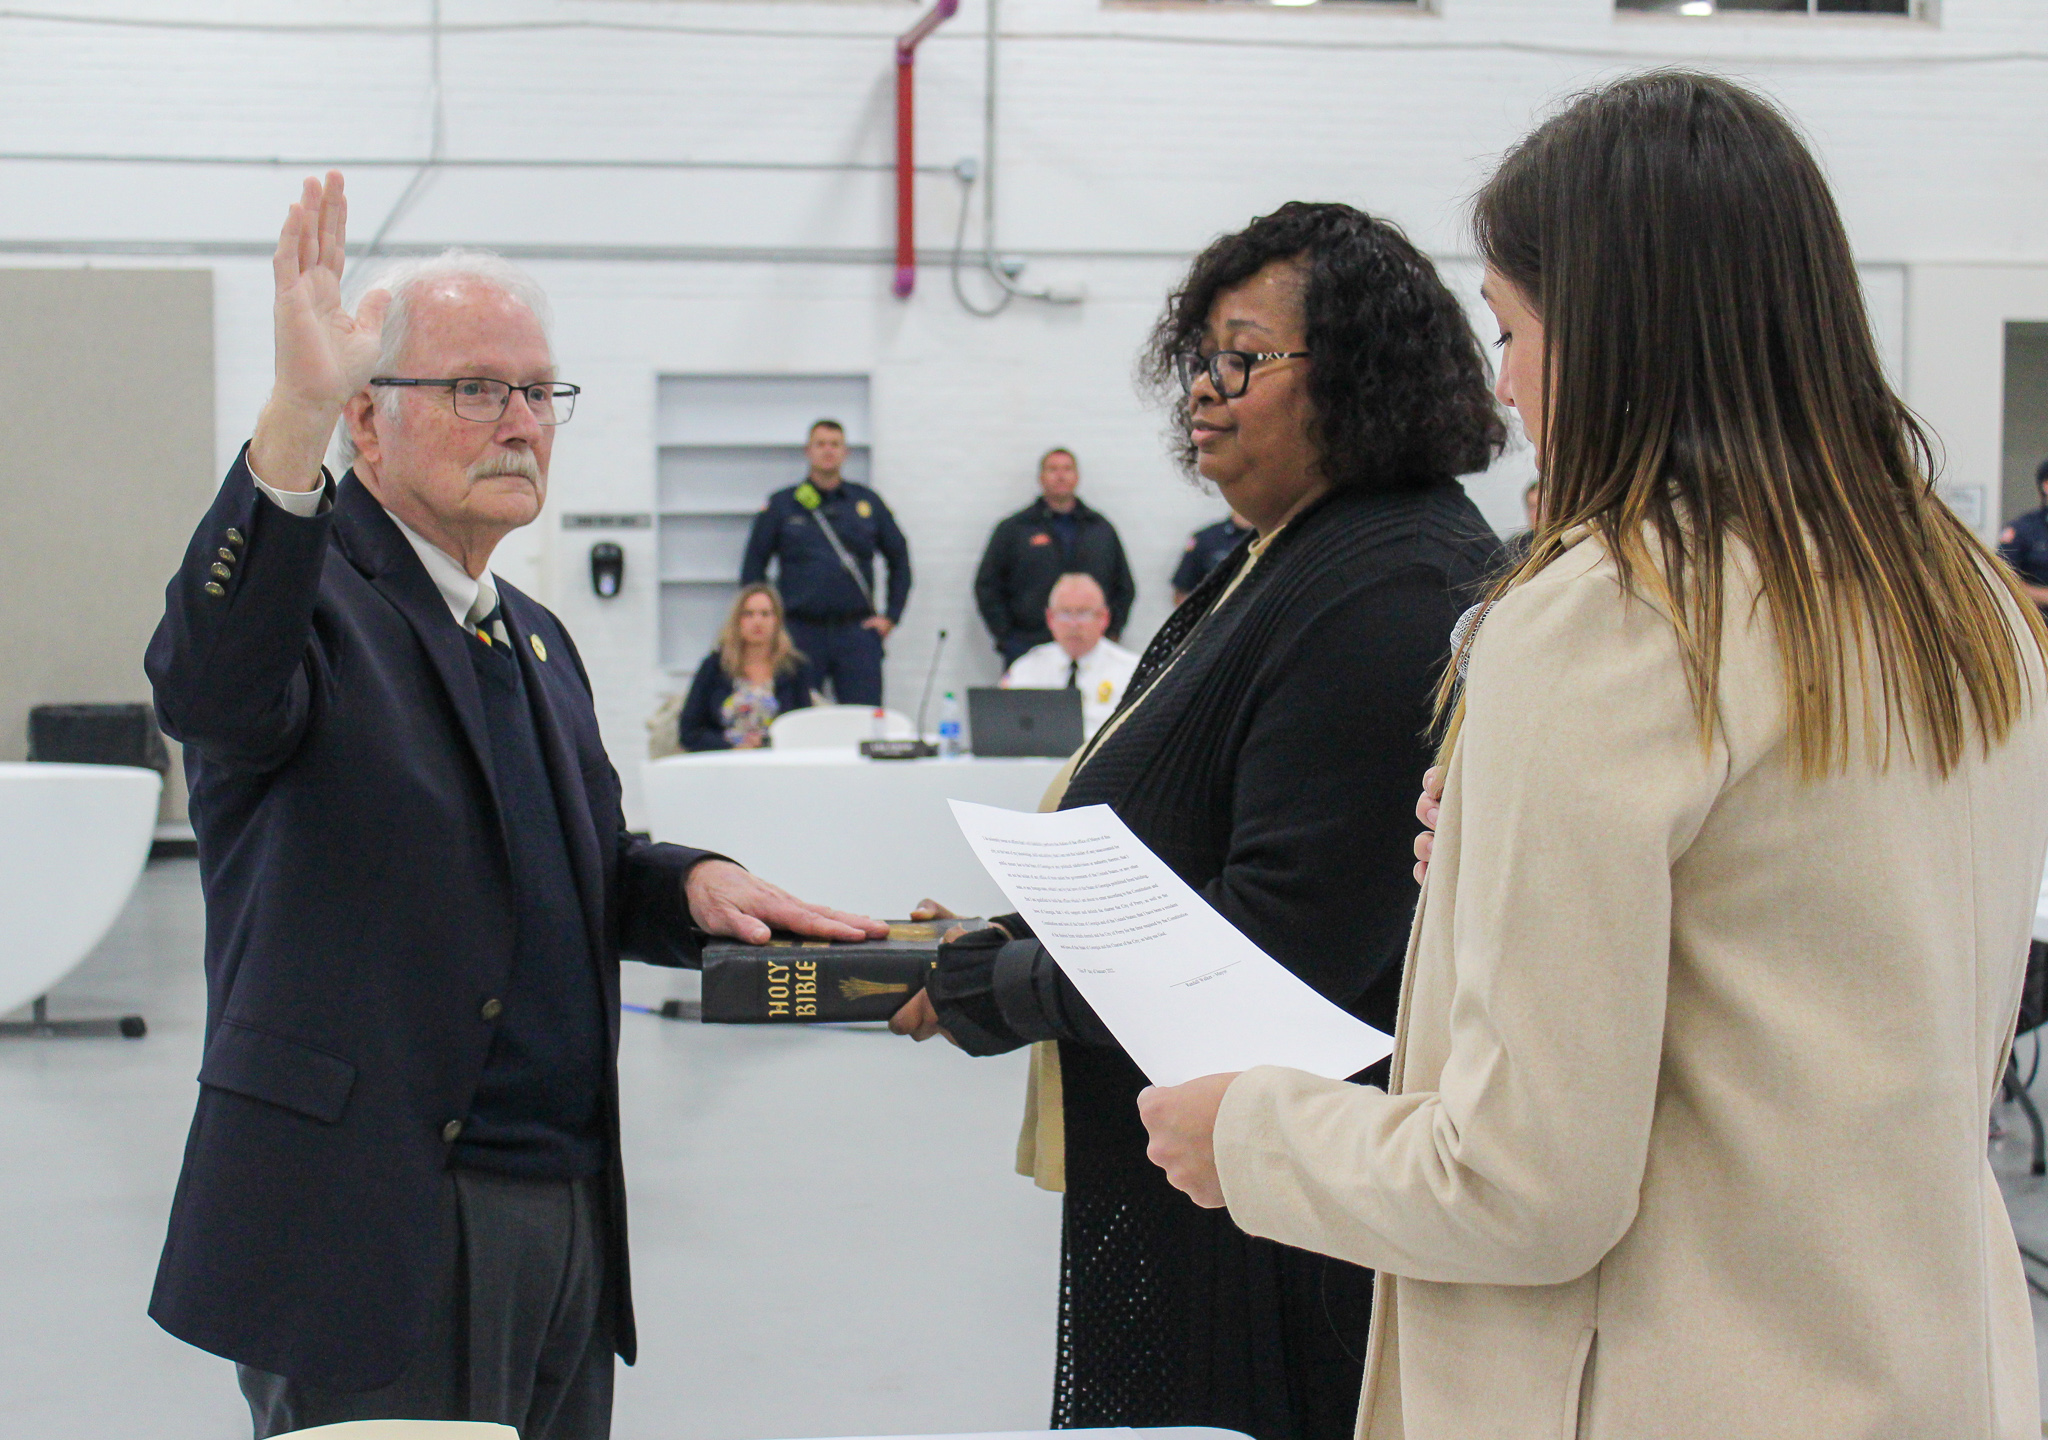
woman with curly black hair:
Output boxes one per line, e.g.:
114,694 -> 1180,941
891,201 -> 1504,1440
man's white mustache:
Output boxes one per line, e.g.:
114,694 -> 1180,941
469,453 -> 543,484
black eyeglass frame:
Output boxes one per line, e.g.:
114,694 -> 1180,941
369,376 -> 582,425
1173,350 -> 1311,399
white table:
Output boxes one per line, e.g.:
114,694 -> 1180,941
0,761 -> 160,1034
642,750 -> 1065,918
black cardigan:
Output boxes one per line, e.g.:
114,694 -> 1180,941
929,481 -> 1502,1092
677,653 -> 818,751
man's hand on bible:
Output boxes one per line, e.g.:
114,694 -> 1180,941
683,859 -> 887,946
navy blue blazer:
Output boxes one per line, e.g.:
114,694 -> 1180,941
144,450 -> 714,1391
678,652 -> 817,751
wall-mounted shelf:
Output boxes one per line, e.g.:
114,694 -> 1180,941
654,377 -> 872,673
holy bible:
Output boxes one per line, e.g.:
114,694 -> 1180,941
698,920 -> 983,1023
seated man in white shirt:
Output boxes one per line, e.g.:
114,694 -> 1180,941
1000,572 -> 1139,736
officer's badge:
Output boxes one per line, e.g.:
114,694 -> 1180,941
856,500 -> 873,519
531,635 -> 548,662
1097,680 -> 1113,704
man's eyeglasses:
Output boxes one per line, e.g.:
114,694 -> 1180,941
370,377 -> 581,425
1172,350 -> 1310,399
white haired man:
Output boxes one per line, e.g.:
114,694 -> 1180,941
999,572 -> 1138,736
145,173 -> 885,1438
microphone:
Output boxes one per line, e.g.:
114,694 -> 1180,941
914,628 -> 948,741
862,628 -> 946,760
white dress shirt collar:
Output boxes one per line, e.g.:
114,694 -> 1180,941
249,462 -> 500,637
384,510 -> 500,635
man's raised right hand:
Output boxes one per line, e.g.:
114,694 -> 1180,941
248,172 -> 393,493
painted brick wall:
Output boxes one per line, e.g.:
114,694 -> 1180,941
0,0 -> 2038,819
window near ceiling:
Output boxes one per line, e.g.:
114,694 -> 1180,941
1618,0 -> 1922,15
1110,0 -> 1427,9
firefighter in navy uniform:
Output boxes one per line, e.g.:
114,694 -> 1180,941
973,448 -> 1136,666
740,418 -> 911,706
1998,458 -> 2048,614
1171,511 -> 1254,605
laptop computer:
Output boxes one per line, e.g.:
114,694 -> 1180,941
968,687 -> 1086,758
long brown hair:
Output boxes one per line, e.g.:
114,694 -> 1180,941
1462,70 -> 2046,776
718,583 -> 802,680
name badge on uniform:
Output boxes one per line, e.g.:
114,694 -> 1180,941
531,635 -> 548,662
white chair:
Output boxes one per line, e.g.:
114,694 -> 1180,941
768,703 -> 913,750
0,762 -> 160,1038
276,1424 -> 518,1439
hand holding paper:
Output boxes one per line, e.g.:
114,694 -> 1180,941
948,800 -> 1393,1087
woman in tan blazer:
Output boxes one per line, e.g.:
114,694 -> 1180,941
1139,72 -> 2048,1439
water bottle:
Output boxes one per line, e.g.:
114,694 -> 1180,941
937,691 -> 964,759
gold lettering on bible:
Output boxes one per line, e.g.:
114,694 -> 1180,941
840,976 -> 910,1001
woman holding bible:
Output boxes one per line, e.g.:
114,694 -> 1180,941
891,202 -> 1504,1440
1140,74 -> 2048,1439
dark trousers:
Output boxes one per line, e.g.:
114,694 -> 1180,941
787,614 -> 885,706
240,1170 -> 614,1440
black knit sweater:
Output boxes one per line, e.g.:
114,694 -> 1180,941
928,479 -> 1502,1440
931,478 -> 1503,1079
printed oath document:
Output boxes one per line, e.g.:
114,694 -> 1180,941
950,800 -> 1392,1085
699,921 -> 983,1023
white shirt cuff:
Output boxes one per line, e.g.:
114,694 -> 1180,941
250,460 -> 329,517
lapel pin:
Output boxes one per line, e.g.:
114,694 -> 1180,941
531,634 -> 548,662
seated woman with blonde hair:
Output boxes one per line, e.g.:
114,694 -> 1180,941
1141,71 -> 2048,1439
679,583 -> 818,751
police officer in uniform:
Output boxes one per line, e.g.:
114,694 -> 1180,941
1999,458 -> 2048,613
1170,510 -> 1254,605
740,418 -> 910,706
973,448 -> 1135,666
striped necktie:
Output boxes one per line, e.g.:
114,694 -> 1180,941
469,600 -> 505,648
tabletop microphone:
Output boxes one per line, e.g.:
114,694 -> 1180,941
862,628 -> 946,760
915,628 -> 948,739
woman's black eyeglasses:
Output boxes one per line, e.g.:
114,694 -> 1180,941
1173,351 -> 1310,399
370,377 -> 581,425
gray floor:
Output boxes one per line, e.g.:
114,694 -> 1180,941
0,859 -> 1062,1440
11,860 -> 2048,1439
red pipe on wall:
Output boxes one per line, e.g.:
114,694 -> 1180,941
894,0 -> 959,299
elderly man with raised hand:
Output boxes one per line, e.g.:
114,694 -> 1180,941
145,173 -> 885,1440
1000,572 -> 1139,737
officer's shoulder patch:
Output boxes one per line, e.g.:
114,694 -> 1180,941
2004,526 -> 2018,544
1184,537 -> 1198,551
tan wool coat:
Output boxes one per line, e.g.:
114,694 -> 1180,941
1214,532 -> 2048,1439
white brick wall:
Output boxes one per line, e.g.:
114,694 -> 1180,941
1,0 -> 2040,819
